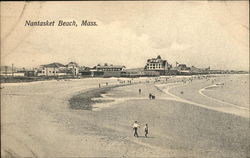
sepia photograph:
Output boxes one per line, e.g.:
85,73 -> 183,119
1,1 -> 249,157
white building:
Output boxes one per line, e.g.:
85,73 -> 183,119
66,62 -> 79,76
39,63 -> 67,76
145,55 -> 171,71
95,64 -> 126,72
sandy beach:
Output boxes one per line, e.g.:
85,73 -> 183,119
1,75 -> 249,157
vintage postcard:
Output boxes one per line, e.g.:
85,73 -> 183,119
1,1 -> 249,157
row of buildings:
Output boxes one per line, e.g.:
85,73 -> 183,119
1,55 -> 224,78
143,55 -> 210,76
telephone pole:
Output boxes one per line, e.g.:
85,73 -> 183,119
12,64 -> 14,77
5,66 -> 7,76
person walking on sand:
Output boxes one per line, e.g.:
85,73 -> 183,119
151,93 -> 155,99
149,93 -> 152,100
144,124 -> 149,138
132,121 -> 140,137
139,89 -> 141,94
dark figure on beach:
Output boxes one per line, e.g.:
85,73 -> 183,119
139,89 -> 141,94
151,94 -> 155,99
106,82 -> 108,86
132,121 -> 140,137
99,84 -> 101,88
144,124 -> 148,138
149,93 -> 152,100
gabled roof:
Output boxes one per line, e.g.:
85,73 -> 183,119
41,62 -> 65,68
147,55 -> 166,63
178,64 -> 187,67
156,55 -> 162,59
67,62 -> 79,67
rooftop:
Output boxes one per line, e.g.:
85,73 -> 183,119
41,62 -> 65,68
67,62 -> 79,67
147,55 -> 166,63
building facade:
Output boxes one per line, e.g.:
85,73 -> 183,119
170,64 -> 191,74
66,62 -> 79,76
94,64 -> 126,72
91,64 -> 126,77
144,55 -> 171,71
39,63 -> 67,76
144,55 -> 171,75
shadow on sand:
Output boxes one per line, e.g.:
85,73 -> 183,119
135,136 -> 155,139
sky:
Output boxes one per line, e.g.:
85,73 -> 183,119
1,1 -> 249,70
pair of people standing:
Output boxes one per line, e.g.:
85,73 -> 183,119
132,121 -> 148,138
149,93 -> 155,100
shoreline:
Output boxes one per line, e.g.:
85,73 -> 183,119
68,73 -> 249,113
1,73 -> 247,84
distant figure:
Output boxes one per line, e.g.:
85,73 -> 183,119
151,94 -> 155,99
99,84 -> 101,88
139,89 -> 141,94
144,124 -> 149,138
149,93 -> 152,100
132,121 -> 140,137
106,82 -> 108,86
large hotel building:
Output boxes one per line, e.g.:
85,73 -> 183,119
144,55 -> 172,74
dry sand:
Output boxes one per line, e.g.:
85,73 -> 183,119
1,75 -> 249,157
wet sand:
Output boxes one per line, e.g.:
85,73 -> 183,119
1,75 -> 249,157
69,84 -> 129,110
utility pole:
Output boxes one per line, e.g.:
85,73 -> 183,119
11,63 -> 14,77
5,66 -> 7,76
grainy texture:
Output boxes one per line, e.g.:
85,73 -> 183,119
69,85 -> 124,110
1,75 -> 249,157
